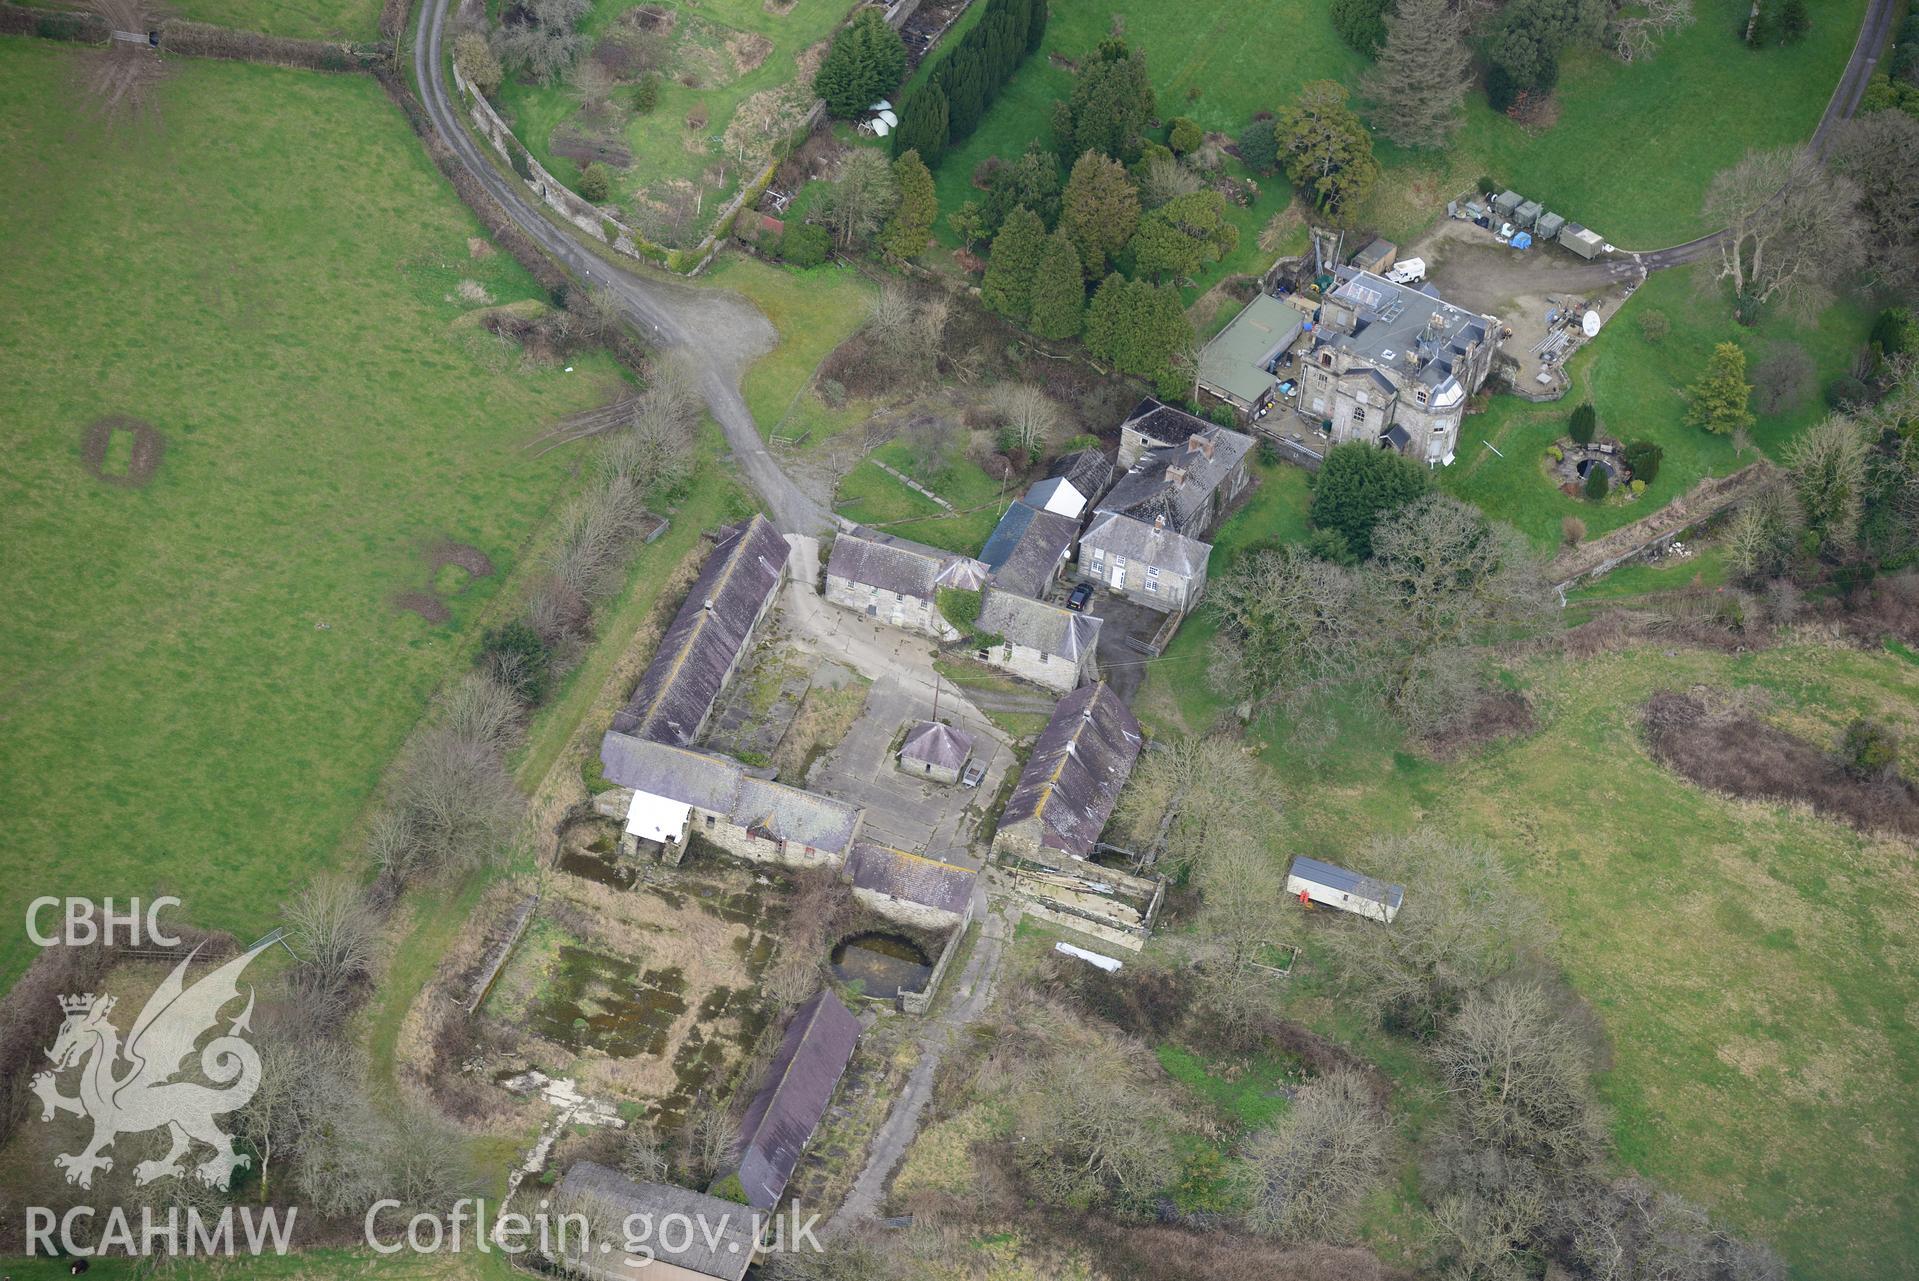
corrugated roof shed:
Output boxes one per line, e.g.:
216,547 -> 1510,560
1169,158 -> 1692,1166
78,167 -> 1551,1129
1287,855 -> 1405,910
552,1163 -> 754,1280
1000,682 -> 1143,858
613,515 -> 790,746
847,841 -> 977,915
980,501 -> 1078,598
734,990 -> 860,1209
900,720 -> 974,770
978,589 -> 1101,662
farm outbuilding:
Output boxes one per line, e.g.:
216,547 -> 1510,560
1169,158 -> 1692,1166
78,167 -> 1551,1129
898,720 -> 973,783
1351,237 -> 1396,273
1286,855 -> 1403,923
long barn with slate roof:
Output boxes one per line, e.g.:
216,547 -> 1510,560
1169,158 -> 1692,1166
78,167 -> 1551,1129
548,1163 -> 755,1281
612,515 -> 790,747
991,681 -> 1142,866
823,528 -> 987,639
846,841 -> 977,928
599,732 -> 863,868
730,989 -> 861,1210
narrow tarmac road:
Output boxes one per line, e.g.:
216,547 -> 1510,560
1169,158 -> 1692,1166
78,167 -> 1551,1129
411,0 -> 829,535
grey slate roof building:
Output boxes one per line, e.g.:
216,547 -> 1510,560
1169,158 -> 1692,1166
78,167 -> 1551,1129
978,588 -> 1101,662
1079,511 -> 1211,580
613,515 -> 790,746
980,500 -> 1079,598
846,841 -> 978,917
1098,418 -> 1255,540
1047,448 -> 1116,506
550,1163 -> 755,1281
733,989 -> 861,1209
899,720 -> 974,771
994,681 -> 1143,862
598,732 -> 864,859
827,529 -> 988,601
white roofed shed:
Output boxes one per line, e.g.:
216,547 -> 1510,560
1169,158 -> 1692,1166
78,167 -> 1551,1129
1286,855 -> 1404,924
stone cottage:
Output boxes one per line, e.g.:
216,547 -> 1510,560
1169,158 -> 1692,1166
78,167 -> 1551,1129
1099,401 -> 1255,540
979,500 -> 1079,599
1074,510 -> 1212,615
823,528 -> 988,640
845,841 -> 977,930
975,587 -> 1101,693
896,720 -> 973,784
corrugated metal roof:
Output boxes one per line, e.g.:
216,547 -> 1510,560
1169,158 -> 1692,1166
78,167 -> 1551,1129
613,515 -> 790,746
999,682 -> 1142,858
847,841 -> 977,915
1287,855 -> 1405,910
734,990 -> 860,1209
553,1163 -> 753,1280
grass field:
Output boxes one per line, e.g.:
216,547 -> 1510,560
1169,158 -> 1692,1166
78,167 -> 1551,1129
889,0 -> 1861,292
494,0 -> 856,227
1136,487 -> 1919,1278
1442,264 -> 1871,551
836,436 -> 1009,552
0,41 -> 619,988
20,0 -> 385,39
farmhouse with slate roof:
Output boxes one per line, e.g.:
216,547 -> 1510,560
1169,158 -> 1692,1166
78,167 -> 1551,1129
824,528 -> 988,639
1098,401 -> 1254,540
599,732 -> 863,868
1075,510 -> 1212,614
612,515 -> 790,746
730,989 -> 861,1210
975,587 -> 1101,692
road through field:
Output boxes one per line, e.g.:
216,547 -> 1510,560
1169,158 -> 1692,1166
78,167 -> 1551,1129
411,0 -> 829,536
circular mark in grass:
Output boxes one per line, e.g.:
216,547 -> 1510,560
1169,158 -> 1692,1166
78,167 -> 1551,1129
391,590 -> 452,624
82,416 -> 165,488
425,540 -> 495,599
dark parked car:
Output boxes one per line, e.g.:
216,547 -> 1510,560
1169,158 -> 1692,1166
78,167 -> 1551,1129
1067,582 -> 1094,612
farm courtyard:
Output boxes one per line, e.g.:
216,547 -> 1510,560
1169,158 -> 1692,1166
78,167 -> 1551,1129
0,40 -> 620,986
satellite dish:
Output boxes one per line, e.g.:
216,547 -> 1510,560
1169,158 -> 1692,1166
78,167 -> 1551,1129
1581,310 -> 1601,337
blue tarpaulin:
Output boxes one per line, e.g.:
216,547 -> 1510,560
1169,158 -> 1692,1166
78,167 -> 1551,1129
1511,231 -> 1533,250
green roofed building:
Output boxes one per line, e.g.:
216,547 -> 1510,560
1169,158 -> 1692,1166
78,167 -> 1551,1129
1197,293 -> 1307,417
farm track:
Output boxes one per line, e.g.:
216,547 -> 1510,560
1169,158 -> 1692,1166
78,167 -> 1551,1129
1617,0 -> 1895,273
411,0 -> 830,535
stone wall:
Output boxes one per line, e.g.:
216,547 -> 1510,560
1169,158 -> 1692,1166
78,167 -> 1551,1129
852,886 -> 963,932
696,809 -> 856,870
899,898 -> 974,1015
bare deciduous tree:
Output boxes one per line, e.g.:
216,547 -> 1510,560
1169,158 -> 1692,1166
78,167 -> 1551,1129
678,1095 -> 742,1188
1433,983 -> 1606,1173
986,383 -> 1061,460
285,876 -> 378,991
1723,483 -> 1804,583
1113,734 -> 1274,877
1207,545 -> 1369,711
1238,1068 -> 1392,1242
1609,0 -> 1693,62
1704,147 -> 1864,317
619,1123 -> 670,1183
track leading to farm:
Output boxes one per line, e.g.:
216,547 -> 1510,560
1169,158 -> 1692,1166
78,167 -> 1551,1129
1618,0 -> 1895,272
411,0 -> 829,535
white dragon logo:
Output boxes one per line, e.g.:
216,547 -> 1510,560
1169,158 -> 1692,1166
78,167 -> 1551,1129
32,939 -> 268,1190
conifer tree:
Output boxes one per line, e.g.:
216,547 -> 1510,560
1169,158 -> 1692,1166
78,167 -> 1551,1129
1685,343 -> 1755,436
814,10 -> 906,119
880,150 -> 938,260
1029,229 -> 1086,338
1060,149 -> 1141,278
1361,0 -> 1471,148
981,205 -> 1048,320
893,81 -> 949,164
